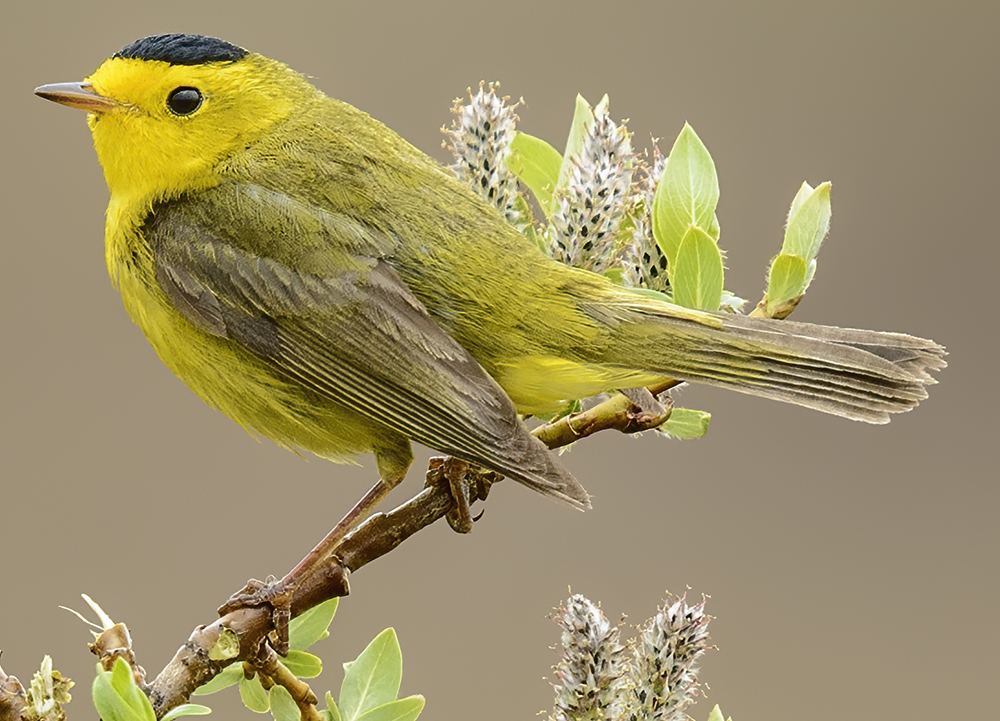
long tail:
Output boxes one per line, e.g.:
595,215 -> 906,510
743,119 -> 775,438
606,302 -> 946,424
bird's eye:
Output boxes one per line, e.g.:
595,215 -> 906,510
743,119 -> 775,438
167,87 -> 203,115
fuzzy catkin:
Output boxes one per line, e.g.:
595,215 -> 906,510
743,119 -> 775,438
626,593 -> 712,721
445,82 -> 520,225
549,109 -> 634,273
552,595 -> 629,721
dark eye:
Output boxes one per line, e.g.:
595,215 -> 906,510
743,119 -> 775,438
167,87 -> 203,115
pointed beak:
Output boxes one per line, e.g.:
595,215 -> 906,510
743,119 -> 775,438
35,82 -> 117,113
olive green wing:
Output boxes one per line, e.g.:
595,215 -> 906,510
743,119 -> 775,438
144,184 -> 589,509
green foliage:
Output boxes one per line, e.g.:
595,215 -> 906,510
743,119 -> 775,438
653,123 -> 721,271
672,226 -> 724,311
466,85 -> 836,442
765,253 -> 809,317
289,596 -> 340,649
765,181 -> 831,314
706,704 -> 733,721
238,675 -> 269,713
322,627 -> 424,721
281,650 -> 323,678
507,132 -> 561,213
338,629 -> 402,720
660,408 -> 712,440
190,599 -> 422,721
93,658 -> 210,721
194,597 -> 340,698
267,687 -> 299,721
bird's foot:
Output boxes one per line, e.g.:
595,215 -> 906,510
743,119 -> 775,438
218,575 -> 294,655
426,457 -> 501,533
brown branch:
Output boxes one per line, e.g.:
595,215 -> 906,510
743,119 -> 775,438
0,662 -> 26,721
532,387 -> 674,448
90,622 -> 147,691
147,383 -> 680,717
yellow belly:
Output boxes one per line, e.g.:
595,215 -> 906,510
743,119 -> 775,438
106,202 -> 380,465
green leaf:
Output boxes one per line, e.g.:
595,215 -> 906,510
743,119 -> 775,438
192,664 -> 242,696
92,658 -> 155,721
552,94 -> 598,216
280,650 -> 323,679
161,704 -> 213,721
765,253 -> 809,316
268,686 -> 299,721
653,123 -> 720,272
782,181 -> 831,262
339,629 -> 402,721
786,181 -> 814,225
289,597 -> 339,651
239,676 -> 270,713
671,226 -> 724,310
661,408 -> 711,439
706,704 -> 727,721
325,691 -> 343,721
508,132 -> 562,215
626,286 -> 675,304
354,696 -> 425,721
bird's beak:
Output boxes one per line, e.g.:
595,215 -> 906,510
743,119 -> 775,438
34,82 -> 117,113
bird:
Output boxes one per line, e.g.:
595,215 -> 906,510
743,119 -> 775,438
35,33 -> 944,523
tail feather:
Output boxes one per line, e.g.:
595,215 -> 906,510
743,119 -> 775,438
452,428 -> 592,510
611,305 -> 946,424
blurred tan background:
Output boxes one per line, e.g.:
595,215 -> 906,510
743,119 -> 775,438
2,1 -> 996,719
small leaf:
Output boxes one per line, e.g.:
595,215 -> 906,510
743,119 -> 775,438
268,686 -> 299,721
239,676 -> 270,714
325,691 -> 343,721
627,286 -> 675,304
706,704 -> 726,721
279,650 -> 323,679
161,704 -> 213,721
671,226 -> 724,310
765,253 -> 809,316
552,94 -> 598,216
289,598 -> 339,651
786,181 -> 814,225
653,123 -> 720,271
192,664 -> 242,696
208,628 -> 240,660
93,659 -> 155,721
355,696 -> 425,721
660,408 -> 711,439
508,132 -> 562,214
339,629 -> 402,721
782,181 -> 831,262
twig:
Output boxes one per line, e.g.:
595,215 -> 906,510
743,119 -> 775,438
533,388 -> 674,448
146,384 -> 681,717
250,645 -> 322,721
0,661 -> 26,721
90,622 -> 147,690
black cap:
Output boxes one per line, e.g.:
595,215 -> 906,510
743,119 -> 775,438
114,34 -> 247,66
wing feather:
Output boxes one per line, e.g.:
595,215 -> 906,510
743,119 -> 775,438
144,183 -> 589,508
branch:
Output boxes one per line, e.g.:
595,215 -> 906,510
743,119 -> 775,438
533,387 -> 674,448
0,662 -> 26,721
147,384 -> 679,717
249,645 -> 322,721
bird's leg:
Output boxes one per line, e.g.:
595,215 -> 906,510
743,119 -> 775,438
444,458 -> 473,533
424,457 -> 500,533
219,476 -> 398,654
